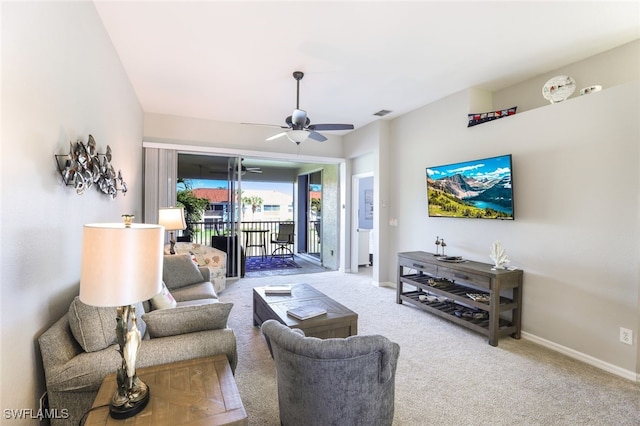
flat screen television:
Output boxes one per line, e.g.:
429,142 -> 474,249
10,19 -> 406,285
426,154 -> 514,219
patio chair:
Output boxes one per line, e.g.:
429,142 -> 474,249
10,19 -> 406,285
271,223 -> 295,258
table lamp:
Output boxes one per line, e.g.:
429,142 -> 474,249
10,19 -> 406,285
79,219 -> 164,419
158,207 -> 186,254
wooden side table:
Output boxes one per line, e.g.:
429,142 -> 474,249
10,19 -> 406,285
84,355 -> 247,425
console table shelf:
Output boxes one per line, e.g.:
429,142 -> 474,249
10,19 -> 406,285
397,251 -> 523,346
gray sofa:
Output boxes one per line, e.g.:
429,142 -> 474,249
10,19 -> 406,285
38,254 -> 237,426
261,319 -> 400,426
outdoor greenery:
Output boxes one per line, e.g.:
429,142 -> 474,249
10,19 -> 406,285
177,178 -> 210,237
242,195 -> 263,219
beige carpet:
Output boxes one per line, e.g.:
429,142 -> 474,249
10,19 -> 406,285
219,270 -> 640,425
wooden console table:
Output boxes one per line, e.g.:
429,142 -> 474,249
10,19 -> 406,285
84,355 -> 247,425
397,251 -> 523,346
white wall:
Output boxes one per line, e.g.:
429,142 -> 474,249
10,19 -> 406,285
1,1 -> 144,416
493,39 -> 640,113
344,121 -> 392,285
378,45 -> 639,376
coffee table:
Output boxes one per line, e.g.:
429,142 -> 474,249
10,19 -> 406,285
253,283 -> 358,338
84,355 -> 247,425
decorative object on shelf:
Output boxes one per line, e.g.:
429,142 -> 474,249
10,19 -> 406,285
489,240 -> 510,270
579,85 -> 602,96
440,239 -> 447,256
467,293 -> 490,302
427,277 -> 452,287
54,135 -> 127,198
419,294 -> 449,303
436,256 -> 465,263
467,106 -> 517,127
434,236 -> 441,255
158,207 -> 186,255
542,75 -> 576,104
454,308 -> 488,320
79,218 -> 164,419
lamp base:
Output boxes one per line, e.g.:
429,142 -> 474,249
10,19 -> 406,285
169,231 -> 176,255
109,389 -> 150,419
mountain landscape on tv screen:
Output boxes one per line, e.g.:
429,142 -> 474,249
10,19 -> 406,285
426,158 -> 514,219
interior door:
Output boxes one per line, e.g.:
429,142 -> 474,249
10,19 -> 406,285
351,173 -> 374,272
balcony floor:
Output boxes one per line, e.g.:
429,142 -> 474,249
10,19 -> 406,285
244,254 -> 328,278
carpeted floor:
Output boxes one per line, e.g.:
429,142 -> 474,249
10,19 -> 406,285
219,270 -> 640,426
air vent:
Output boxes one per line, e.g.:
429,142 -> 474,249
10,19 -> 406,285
373,109 -> 392,117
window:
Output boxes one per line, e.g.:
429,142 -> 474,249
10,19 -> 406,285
263,205 -> 280,212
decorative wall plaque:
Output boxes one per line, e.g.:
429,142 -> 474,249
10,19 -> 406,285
55,134 -> 127,198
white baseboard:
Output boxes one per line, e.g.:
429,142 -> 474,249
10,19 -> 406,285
368,279 -> 395,288
522,331 -> 638,382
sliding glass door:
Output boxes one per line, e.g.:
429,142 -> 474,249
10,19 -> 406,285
297,170 -> 322,261
176,153 -> 244,278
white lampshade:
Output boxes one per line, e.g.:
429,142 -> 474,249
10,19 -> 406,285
286,130 -> 310,144
79,223 -> 164,307
158,207 -> 186,231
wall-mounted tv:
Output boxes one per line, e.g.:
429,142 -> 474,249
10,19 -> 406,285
426,154 -> 514,219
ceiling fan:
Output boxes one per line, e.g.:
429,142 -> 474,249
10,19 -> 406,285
249,71 -> 354,145
230,159 -> 262,176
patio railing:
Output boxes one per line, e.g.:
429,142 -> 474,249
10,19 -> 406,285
181,220 -> 320,256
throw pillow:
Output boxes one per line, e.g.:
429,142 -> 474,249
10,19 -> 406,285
142,302 -> 233,338
68,297 -> 147,352
162,254 -> 205,289
150,282 -> 177,310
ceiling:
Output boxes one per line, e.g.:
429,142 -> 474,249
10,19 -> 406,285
94,1 -> 639,136
178,154 -> 307,181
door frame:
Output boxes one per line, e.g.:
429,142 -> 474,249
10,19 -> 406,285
144,141 -> 347,273
350,172 -> 374,272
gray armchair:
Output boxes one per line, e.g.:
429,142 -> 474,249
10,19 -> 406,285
261,319 -> 400,426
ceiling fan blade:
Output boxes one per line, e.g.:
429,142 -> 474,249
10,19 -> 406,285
308,131 -> 327,142
308,123 -> 354,131
242,122 -> 288,129
266,131 -> 288,141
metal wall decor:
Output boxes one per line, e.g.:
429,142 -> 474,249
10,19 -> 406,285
54,135 -> 127,198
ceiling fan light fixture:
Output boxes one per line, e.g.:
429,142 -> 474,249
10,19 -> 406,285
286,130 -> 309,145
